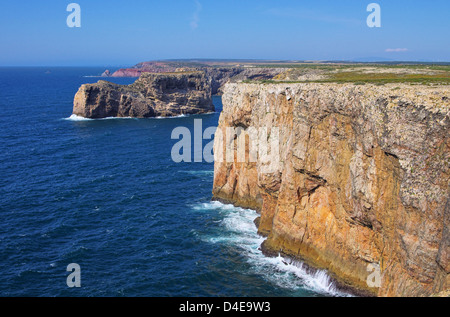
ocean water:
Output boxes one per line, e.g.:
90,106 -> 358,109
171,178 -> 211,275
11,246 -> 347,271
0,67 -> 345,297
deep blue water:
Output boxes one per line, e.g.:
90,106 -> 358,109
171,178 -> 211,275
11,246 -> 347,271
0,67 -> 343,297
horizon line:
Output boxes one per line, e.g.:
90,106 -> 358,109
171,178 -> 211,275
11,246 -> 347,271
1,59 -> 450,68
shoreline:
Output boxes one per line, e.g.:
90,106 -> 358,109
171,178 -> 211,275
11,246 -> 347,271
210,196 -> 371,297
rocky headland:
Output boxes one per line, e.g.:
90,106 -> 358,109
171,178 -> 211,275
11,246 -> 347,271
202,67 -> 285,95
212,82 -> 449,297
108,61 -> 285,94
73,71 -> 214,118
74,61 -> 449,296
111,61 -> 179,77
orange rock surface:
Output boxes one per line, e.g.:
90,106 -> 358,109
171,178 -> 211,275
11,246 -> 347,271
213,83 -> 449,297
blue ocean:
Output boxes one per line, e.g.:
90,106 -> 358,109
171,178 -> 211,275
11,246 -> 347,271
0,67 -> 345,297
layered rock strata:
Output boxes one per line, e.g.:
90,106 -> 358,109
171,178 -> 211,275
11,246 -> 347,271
212,82 -> 449,297
73,71 -> 214,118
110,61 -> 284,94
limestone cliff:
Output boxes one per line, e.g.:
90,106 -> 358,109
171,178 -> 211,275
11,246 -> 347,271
73,71 -> 214,118
110,60 -> 284,95
111,61 -> 178,77
212,82 -> 449,297
202,67 -> 285,95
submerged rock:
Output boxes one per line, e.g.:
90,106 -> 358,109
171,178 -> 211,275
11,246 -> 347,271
72,71 -> 214,118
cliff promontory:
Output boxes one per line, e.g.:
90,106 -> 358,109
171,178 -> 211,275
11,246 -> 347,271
108,61 -> 285,94
73,71 -> 214,118
212,82 -> 449,297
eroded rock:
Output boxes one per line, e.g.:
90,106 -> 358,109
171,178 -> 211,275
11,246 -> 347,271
213,82 -> 450,297
73,71 -> 214,118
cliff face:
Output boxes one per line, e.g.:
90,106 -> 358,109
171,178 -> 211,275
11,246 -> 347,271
110,61 -> 284,95
212,83 -> 449,296
203,67 -> 285,95
111,61 -> 178,77
73,71 -> 214,118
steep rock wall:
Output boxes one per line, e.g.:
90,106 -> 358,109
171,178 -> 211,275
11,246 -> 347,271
73,71 -> 214,118
212,83 -> 449,296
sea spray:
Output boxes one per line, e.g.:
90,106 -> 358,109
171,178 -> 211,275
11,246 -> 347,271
192,201 -> 350,297
64,114 -> 140,121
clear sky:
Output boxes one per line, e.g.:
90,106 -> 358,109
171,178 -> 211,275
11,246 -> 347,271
0,0 -> 449,66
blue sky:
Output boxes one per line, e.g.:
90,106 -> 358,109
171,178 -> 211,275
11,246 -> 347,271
0,0 -> 449,66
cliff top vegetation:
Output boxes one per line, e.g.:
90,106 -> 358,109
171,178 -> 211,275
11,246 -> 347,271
242,64 -> 450,85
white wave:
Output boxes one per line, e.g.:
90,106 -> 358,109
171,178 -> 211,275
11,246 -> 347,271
63,114 -> 135,121
263,255 -> 344,296
194,201 -> 350,297
155,114 -> 187,119
64,111 -> 216,121
64,114 -> 93,121
155,111 -> 215,119
192,201 -> 242,211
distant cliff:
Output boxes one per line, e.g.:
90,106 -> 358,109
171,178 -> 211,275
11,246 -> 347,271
110,61 -> 284,95
203,67 -> 285,95
73,71 -> 214,118
212,82 -> 449,297
111,61 -> 178,77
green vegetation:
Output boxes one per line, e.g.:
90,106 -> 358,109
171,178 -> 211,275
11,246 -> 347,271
329,70 -> 450,84
253,62 -> 450,71
243,64 -> 450,85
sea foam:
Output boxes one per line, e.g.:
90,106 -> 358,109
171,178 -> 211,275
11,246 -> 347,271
63,114 -> 135,121
193,201 -> 350,297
